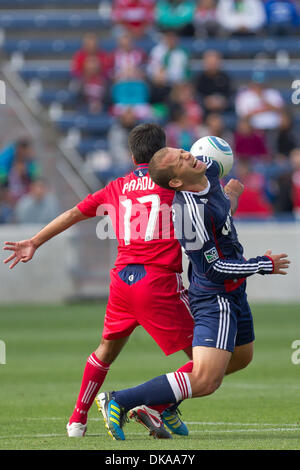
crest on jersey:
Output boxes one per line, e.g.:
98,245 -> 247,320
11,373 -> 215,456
204,247 -> 219,264
134,167 -> 148,177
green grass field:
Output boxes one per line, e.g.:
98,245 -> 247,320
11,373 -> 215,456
0,302 -> 299,450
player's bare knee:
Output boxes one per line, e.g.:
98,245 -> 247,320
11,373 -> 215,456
191,372 -> 223,397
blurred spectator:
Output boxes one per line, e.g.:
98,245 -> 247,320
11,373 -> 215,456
111,0 -> 155,38
14,179 -> 60,224
165,105 -> 199,150
234,161 -> 273,218
264,0 -> 300,36
79,56 -> 107,114
149,69 -> 172,120
194,0 -> 219,37
290,149 -> 300,217
235,71 -> 285,131
195,50 -> 232,115
71,33 -> 112,80
111,67 -> 152,119
216,0 -> 266,36
0,139 -> 40,203
0,188 -> 14,224
234,117 -> 269,162
276,111 -> 299,156
266,154 -> 294,215
107,108 -> 137,173
147,30 -> 190,85
198,113 -> 233,144
155,0 -> 196,36
112,32 -> 147,81
168,82 -> 203,126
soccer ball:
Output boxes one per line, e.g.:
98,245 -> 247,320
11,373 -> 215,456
190,136 -> 234,177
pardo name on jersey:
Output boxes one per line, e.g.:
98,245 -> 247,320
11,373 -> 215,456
122,176 -> 156,194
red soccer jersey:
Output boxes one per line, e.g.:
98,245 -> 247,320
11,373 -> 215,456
77,163 -> 182,273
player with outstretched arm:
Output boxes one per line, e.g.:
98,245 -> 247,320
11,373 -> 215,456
97,147 -> 290,440
3,125 -> 197,439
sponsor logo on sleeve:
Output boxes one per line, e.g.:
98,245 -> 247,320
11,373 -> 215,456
204,247 -> 219,263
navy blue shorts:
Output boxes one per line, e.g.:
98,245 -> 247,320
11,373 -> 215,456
189,282 -> 254,353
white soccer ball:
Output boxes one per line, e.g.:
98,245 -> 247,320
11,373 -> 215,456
190,136 -> 234,177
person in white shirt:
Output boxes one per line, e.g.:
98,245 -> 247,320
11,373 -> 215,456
216,0 -> 266,35
235,71 -> 285,131
147,30 -> 190,85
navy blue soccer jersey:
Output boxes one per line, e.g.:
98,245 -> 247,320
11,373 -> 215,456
172,156 -> 274,295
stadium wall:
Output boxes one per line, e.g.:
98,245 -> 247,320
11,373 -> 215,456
0,225 -> 76,303
0,222 -> 299,303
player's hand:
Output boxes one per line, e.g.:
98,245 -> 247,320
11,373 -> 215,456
264,249 -> 290,275
3,239 -> 37,269
224,179 -> 244,198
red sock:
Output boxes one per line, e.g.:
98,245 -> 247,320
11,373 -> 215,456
69,352 -> 110,425
151,360 -> 194,414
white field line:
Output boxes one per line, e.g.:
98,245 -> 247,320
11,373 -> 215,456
0,428 -> 300,440
20,417 -> 300,427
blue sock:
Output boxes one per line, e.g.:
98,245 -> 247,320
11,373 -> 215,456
112,375 -> 176,411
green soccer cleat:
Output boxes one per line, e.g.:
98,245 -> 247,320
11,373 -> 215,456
95,392 -> 128,441
162,407 -> 189,436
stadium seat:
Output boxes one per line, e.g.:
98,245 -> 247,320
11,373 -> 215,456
3,37 -> 300,58
19,61 -> 300,82
0,12 -> 111,29
76,138 -> 108,154
56,113 -> 115,133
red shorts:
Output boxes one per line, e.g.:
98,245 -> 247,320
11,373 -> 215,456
103,264 -> 194,355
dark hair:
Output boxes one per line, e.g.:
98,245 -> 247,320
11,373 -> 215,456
128,123 -> 166,164
16,138 -> 31,149
148,148 -> 176,190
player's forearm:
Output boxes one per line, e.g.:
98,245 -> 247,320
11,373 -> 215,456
224,180 -> 244,215
31,206 -> 88,249
206,256 -> 274,283
225,191 -> 239,215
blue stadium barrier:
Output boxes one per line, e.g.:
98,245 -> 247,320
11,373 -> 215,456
0,13 -> 111,30
38,89 -> 78,105
19,63 -> 300,81
3,38 -> 153,55
3,37 -> 300,57
38,87 -> 294,107
56,113 -> 115,133
190,37 -> 300,57
0,0 -> 104,6
55,111 -> 300,137
77,138 -> 108,154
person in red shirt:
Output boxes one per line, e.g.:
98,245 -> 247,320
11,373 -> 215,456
79,56 -> 107,114
112,0 -> 155,38
112,32 -> 147,81
71,33 -> 112,80
234,118 -> 269,163
3,124 -> 194,439
234,161 -> 273,219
